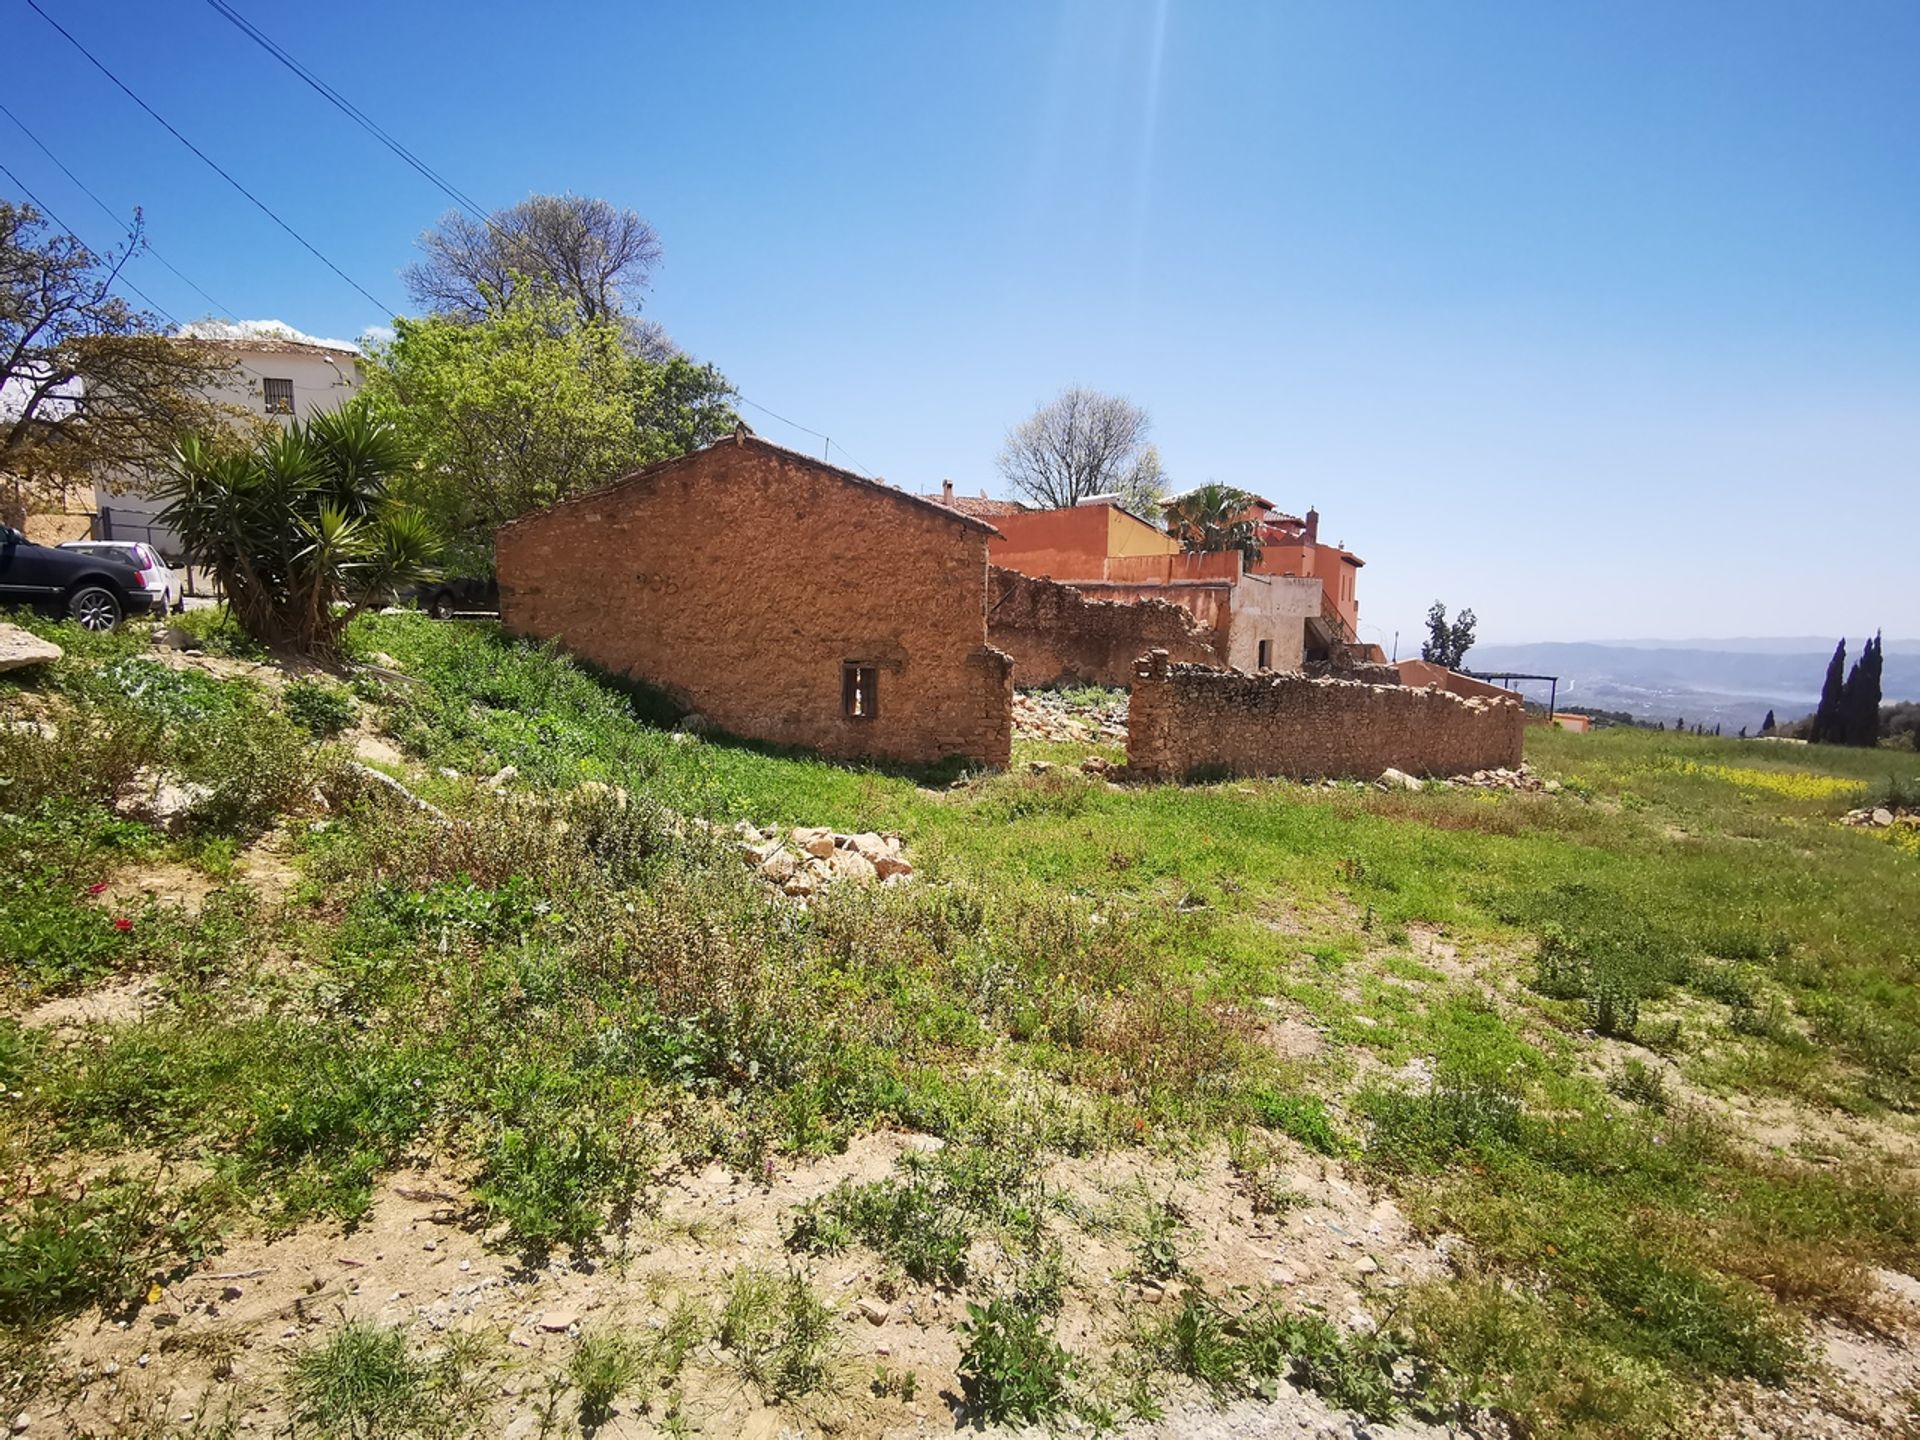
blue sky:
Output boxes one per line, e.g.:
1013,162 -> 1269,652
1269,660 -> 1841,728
8,0 -> 1917,645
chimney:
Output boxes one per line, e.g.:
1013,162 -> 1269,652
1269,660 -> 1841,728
1305,506 -> 1320,542
942,478 -> 954,505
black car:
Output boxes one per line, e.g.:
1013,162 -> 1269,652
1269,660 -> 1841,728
0,525 -> 157,631
408,574 -> 499,619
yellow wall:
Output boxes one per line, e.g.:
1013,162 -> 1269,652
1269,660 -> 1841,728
1106,506 -> 1181,558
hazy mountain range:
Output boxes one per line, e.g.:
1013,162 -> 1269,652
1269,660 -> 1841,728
1460,639 -> 1920,732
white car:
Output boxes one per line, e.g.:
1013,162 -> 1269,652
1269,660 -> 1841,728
58,540 -> 186,614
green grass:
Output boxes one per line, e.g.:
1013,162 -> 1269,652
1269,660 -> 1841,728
4,611 -> 1918,1437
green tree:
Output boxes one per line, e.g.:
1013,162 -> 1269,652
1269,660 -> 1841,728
362,291 -> 736,571
1420,601 -> 1478,670
1840,632 -> 1883,748
1810,640 -> 1847,744
158,405 -> 438,660
1164,483 -> 1262,565
1761,709 -> 1776,735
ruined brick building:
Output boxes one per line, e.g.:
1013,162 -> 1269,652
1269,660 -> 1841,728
496,431 -> 1012,767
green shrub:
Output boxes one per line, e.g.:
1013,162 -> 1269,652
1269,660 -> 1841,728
283,677 -> 358,739
957,1296 -> 1074,1425
0,1171 -> 220,1328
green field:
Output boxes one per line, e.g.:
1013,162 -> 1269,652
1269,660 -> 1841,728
3,611 -> 1916,1437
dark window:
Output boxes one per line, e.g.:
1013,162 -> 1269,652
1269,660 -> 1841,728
1257,639 -> 1272,670
263,378 -> 295,415
842,663 -> 878,719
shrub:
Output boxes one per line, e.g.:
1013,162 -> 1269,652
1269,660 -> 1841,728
283,677 -> 358,739
957,1296 -> 1075,1425
1248,1088 -> 1350,1157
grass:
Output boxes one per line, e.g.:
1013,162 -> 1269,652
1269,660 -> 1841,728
3,609 -> 1919,1436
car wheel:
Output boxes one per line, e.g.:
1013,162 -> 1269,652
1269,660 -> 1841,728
68,585 -> 122,632
429,589 -> 455,620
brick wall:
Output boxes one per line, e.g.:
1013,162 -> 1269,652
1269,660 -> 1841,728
498,434 -> 1012,768
1127,650 -> 1526,781
987,567 -> 1222,687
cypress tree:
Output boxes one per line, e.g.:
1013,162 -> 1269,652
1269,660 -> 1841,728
1811,640 -> 1847,744
1761,709 -> 1776,734
1842,632 -> 1884,747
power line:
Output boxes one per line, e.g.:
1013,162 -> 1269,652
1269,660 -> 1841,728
22,0 -> 397,316
0,98 -> 236,320
187,0 -> 883,480
201,0 -> 491,225
0,158 -> 182,326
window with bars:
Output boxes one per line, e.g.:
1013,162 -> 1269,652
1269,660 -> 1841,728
262,378 -> 295,415
842,662 -> 878,720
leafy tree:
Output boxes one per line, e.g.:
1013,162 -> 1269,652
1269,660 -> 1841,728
158,405 -> 438,660
1,200 -> 234,527
996,387 -> 1161,509
1420,601 -> 1478,670
1164,483 -> 1262,565
362,291 -> 735,570
1116,444 -> 1168,519
1810,640 -> 1847,744
403,194 -> 668,356
1840,632 -> 1883,747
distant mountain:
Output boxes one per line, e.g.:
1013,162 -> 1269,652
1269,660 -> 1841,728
1460,640 -> 1920,732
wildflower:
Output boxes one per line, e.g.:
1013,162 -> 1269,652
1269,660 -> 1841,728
87,881 -> 109,896
112,917 -> 133,933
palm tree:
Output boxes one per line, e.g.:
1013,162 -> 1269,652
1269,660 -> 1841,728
160,404 -> 440,660
1163,483 -> 1262,566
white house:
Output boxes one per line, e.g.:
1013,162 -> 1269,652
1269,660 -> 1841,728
95,320 -> 364,557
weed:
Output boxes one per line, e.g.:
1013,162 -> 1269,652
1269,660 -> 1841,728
288,1321 -> 430,1438
1131,1196 -> 1186,1280
1228,1124 -> 1302,1215
870,1361 -> 918,1400
717,1266 -> 838,1401
570,1329 -> 642,1433
1248,1088 -> 1350,1157
1610,1058 -> 1669,1112
283,677 -> 358,739
956,1295 -> 1075,1425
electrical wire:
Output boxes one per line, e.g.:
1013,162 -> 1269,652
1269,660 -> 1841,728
22,0 -> 398,316
0,99 -> 236,320
0,158 -> 182,326
198,1 -> 886,478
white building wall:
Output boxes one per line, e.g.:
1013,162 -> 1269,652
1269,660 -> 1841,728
95,342 -> 362,557
1226,573 -> 1322,673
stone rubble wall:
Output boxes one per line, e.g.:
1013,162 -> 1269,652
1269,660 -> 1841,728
1127,650 -> 1527,782
987,566 -> 1223,688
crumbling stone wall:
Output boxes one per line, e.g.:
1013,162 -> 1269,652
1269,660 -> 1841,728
987,567 -> 1222,688
1127,650 -> 1526,781
498,434 -> 1012,768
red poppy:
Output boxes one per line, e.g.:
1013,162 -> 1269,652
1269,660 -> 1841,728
112,917 -> 133,933
87,882 -> 109,896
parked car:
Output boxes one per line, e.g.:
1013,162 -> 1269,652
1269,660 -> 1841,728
58,540 -> 186,614
406,575 -> 499,619
0,526 -> 156,630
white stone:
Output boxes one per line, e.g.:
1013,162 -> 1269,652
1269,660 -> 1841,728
831,849 -> 877,883
0,624 -> 61,673
1377,768 -> 1423,791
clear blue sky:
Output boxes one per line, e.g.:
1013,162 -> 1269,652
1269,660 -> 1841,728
9,0 -> 1917,645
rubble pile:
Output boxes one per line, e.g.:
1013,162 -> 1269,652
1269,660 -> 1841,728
1012,689 -> 1128,745
1840,805 -> 1918,830
732,822 -> 914,899
1373,763 -> 1560,794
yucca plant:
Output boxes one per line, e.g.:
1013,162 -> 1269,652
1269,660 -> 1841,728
1164,482 -> 1262,566
159,405 -> 440,660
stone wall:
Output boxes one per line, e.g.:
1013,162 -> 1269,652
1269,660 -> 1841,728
1127,650 -> 1526,781
498,433 -> 1012,768
987,567 -> 1222,687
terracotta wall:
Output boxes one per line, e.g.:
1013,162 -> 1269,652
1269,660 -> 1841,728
1127,650 -> 1526,781
987,567 -> 1222,687
1393,660 -> 1520,703
498,436 -> 1012,768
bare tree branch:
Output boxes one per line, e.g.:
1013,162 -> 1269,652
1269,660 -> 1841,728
995,387 -> 1156,508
